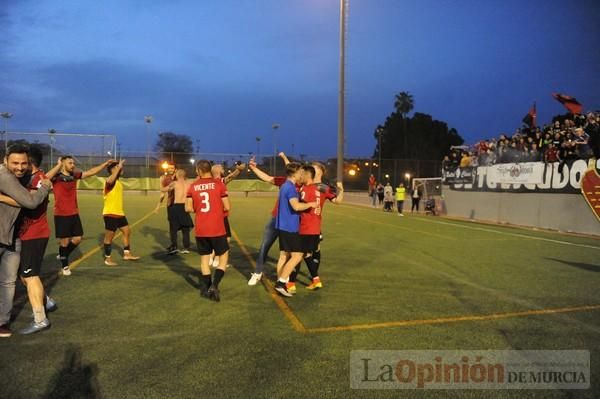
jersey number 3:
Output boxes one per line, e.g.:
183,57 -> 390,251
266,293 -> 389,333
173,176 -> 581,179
199,192 -> 211,213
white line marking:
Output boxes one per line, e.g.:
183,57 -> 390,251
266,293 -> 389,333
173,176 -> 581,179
414,217 -> 600,250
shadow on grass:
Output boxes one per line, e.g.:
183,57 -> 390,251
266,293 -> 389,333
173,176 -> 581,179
546,257 -> 600,273
44,345 -> 101,399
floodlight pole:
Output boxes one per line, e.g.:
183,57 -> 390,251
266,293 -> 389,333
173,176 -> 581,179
272,123 -> 280,176
336,0 -> 347,184
48,129 -> 56,165
1,112 -> 13,155
256,136 -> 261,162
144,115 -> 153,173
376,127 -> 383,182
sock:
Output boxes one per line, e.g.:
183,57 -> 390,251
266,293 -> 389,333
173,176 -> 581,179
104,244 -> 112,257
213,269 -> 225,288
277,277 -> 288,284
289,264 -> 300,283
124,245 -> 131,252
306,256 -> 319,279
33,306 -> 46,324
313,250 -> 321,275
59,246 -> 69,268
65,241 -> 78,256
202,274 -> 212,291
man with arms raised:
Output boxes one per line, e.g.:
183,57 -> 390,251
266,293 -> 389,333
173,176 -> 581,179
102,160 -> 141,266
52,155 -> 113,275
163,168 -> 194,254
210,161 -> 246,266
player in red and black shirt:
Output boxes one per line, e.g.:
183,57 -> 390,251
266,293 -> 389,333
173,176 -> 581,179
52,155 -> 113,275
186,160 -> 230,302
288,162 -> 344,291
18,148 -> 63,333
209,161 -> 246,267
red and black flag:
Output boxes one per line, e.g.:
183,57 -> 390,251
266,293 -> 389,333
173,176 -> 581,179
522,102 -> 537,128
552,93 -> 583,115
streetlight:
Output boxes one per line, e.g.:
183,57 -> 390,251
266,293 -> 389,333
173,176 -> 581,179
48,129 -> 57,165
144,115 -> 153,171
272,123 -> 280,176
1,112 -> 13,155
337,0 -> 347,185
255,136 -> 261,162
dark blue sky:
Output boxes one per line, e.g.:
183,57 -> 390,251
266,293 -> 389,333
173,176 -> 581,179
1,0 -> 599,159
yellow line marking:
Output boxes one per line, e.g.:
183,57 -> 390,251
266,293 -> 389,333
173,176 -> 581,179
230,229 -> 307,333
305,304 -> 600,333
68,209 -> 157,271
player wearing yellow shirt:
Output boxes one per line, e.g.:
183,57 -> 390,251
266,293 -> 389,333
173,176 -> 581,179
102,160 -> 140,266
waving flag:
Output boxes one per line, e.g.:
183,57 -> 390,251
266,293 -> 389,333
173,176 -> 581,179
552,93 -> 583,115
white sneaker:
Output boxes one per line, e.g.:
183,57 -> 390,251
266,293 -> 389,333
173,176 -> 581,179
248,272 -> 262,286
62,267 -> 72,276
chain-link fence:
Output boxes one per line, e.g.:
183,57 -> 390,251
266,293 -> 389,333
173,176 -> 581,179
1,133 -> 442,191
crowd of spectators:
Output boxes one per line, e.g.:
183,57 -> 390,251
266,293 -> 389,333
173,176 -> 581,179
443,112 -> 600,169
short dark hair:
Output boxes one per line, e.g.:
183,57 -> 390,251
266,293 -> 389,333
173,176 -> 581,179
61,155 -> 74,161
7,144 -> 30,158
28,145 -> 43,167
301,165 -> 315,179
107,161 -> 120,174
285,162 -> 301,177
196,159 -> 212,174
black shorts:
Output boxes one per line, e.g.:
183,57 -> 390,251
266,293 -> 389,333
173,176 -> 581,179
224,216 -> 231,238
19,238 -> 49,278
278,230 -> 303,253
196,236 -> 229,256
301,234 -> 320,254
104,216 -> 129,232
167,204 -> 194,230
54,215 -> 84,238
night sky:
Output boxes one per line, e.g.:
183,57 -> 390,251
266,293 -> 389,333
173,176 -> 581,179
1,0 -> 599,159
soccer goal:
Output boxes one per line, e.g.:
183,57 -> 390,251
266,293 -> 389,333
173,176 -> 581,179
412,177 -> 443,198
1,131 -> 117,170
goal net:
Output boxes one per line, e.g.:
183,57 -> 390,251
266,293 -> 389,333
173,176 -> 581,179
412,177 -> 443,198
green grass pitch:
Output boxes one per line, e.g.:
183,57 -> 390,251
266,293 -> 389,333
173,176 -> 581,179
1,192 -> 599,398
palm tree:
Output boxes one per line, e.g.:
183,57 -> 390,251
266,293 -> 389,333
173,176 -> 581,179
393,92 -> 414,158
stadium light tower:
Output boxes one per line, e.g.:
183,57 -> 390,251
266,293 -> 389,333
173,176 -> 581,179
376,127 -> 384,182
1,112 -> 13,155
144,115 -> 153,171
48,129 -> 57,165
272,123 -> 280,176
256,136 -> 261,161
337,0 -> 347,185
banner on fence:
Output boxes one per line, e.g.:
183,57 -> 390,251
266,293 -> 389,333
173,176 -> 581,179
445,159 -> 598,194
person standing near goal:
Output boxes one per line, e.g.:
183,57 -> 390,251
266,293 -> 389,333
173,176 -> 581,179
102,160 -> 141,266
52,156 -> 113,276
186,160 -> 230,302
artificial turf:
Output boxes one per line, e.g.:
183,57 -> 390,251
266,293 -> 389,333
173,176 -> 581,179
1,192 -> 599,398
